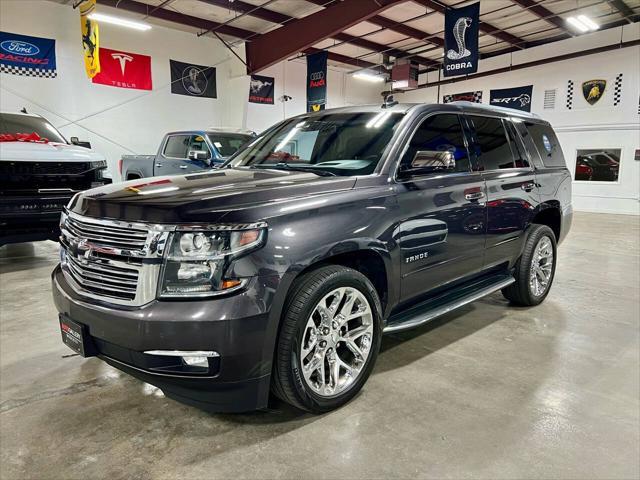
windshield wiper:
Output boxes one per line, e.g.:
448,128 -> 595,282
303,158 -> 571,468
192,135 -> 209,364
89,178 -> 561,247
250,163 -> 336,176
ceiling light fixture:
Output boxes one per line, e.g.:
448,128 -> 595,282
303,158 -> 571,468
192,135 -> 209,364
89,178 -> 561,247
352,71 -> 386,83
87,12 -> 152,31
566,15 -> 598,32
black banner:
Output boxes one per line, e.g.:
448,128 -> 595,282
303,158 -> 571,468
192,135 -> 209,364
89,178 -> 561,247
490,85 -> 533,111
249,74 -> 275,104
443,2 -> 479,77
170,59 -> 216,98
307,51 -> 327,112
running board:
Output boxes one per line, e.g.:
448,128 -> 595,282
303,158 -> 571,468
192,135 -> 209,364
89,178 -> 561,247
383,274 -> 515,333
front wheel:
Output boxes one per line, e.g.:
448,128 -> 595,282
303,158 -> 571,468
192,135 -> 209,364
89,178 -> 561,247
272,265 -> 382,413
502,224 -> 557,306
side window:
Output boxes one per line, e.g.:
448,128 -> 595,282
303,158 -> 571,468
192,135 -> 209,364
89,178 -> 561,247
189,135 -> 211,158
525,122 -> 566,168
467,115 -> 515,170
163,135 -> 190,158
400,114 -> 471,173
504,120 -> 530,168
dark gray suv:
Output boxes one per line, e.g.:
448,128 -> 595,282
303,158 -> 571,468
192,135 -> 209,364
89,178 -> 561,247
52,102 -> 572,413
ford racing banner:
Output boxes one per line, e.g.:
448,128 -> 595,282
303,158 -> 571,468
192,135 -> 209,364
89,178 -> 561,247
307,51 -> 327,112
170,60 -> 217,98
0,31 -> 57,78
249,74 -> 275,104
490,85 -> 533,112
92,47 -> 152,90
79,0 -> 100,79
443,2 -> 479,77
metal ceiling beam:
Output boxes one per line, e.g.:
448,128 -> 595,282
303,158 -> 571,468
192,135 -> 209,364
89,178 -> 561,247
607,0 -> 637,23
197,0 -> 436,67
245,0 -> 405,73
413,0 -> 525,47
304,0 -> 444,47
99,0 -> 380,70
509,0 -> 572,33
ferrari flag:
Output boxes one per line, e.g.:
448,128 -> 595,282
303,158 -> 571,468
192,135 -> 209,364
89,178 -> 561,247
92,47 -> 152,90
79,0 -> 100,78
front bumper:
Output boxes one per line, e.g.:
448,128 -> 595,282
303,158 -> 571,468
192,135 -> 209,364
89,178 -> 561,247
52,265 -> 279,412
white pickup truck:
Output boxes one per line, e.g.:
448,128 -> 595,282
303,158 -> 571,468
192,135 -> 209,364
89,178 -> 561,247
0,111 -> 110,246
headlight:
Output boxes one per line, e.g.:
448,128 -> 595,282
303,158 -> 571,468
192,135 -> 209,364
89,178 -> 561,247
159,224 -> 266,298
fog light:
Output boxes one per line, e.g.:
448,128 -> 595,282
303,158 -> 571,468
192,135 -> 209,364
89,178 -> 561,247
182,355 -> 209,368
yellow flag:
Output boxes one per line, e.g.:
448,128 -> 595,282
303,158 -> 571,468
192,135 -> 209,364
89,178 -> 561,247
79,0 -> 100,78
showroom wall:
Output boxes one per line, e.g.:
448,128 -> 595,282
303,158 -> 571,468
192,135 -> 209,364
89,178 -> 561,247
0,1 -> 381,176
399,24 -> 640,215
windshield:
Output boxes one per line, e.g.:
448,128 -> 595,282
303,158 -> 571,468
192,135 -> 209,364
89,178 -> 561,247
207,133 -> 253,157
0,113 -> 67,143
228,112 -> 404,176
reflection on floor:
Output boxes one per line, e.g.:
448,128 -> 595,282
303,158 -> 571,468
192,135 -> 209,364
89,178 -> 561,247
0,212 -> 638,479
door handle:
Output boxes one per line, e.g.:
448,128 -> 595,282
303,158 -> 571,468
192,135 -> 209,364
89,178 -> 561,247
521,182 -> 536,192
155,163 -> 163,168
179,165 -> 188,169
465,191 -> 485,201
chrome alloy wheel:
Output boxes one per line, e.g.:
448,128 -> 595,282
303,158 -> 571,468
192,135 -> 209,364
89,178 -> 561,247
529,235 -> 554,297
299,287 -> 374,398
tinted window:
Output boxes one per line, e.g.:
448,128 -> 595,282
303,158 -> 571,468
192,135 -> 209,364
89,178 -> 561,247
0,113 -> 67,143
207,133 -> 252,157
163,135 -> 190,158
400,114 -> 470,173
230,112 -> 404,176
504,120 -> 529,168
467,116 -> 514,170
525,122 -> 566,168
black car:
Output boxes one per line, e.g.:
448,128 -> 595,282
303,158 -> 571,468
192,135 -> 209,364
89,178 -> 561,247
52,102 -> 572,413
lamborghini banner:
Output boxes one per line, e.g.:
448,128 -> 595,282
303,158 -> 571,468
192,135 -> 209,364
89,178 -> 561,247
79,0 -> 100,78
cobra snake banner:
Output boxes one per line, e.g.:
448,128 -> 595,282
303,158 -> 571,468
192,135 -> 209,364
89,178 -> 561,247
79,0 -> 100,78
443,2 -> 479,77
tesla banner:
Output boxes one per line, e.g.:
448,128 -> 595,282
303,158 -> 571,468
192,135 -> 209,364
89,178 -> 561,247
170,59 -> 217,98
490,85 -> 533,112
443,2 -> 479,77
92,47 -> 152,90
0,31 -> 57,78
307,51 -> 327,112
249,74 -> 275,104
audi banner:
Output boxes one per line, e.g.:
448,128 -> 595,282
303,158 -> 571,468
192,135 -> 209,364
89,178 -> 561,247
443,2 -> 479,77
307,51 -> 327,112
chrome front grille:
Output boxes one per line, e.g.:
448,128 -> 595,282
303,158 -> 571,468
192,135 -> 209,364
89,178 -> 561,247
59,211 -> 173,306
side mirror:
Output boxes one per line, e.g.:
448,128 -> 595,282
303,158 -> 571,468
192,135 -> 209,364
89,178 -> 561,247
70,137 -> 92,149
188,150 -> 211,164
402,150 -> 455,176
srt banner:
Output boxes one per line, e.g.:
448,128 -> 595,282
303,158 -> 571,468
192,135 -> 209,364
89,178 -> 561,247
79,0 -> 100,79
490,85 -> 533,112
170,60 -> 217,98
443,91 -> 482,103
249,74 -> 275,104
443,2 -> 479,77
0,31 -> 57,78
307,51 -> 327,112
92,47 -> 152,90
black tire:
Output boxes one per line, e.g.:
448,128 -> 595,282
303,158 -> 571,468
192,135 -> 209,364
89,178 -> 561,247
502,224 -> 557,306
272,265 -> 382,413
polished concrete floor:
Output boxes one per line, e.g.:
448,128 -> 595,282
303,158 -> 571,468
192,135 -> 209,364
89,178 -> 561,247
0,212 -> 638,479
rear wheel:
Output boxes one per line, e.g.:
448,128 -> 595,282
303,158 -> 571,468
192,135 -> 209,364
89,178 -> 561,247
502,224 -> 557,306
272,265 -> 382,413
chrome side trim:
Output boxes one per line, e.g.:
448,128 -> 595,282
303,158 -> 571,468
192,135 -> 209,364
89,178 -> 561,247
383,276 -> 515,333
144,350 -> 220,357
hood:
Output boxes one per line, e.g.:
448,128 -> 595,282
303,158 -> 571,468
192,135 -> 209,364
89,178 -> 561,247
0,141 -> 106,162
70,167 -> 356,224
